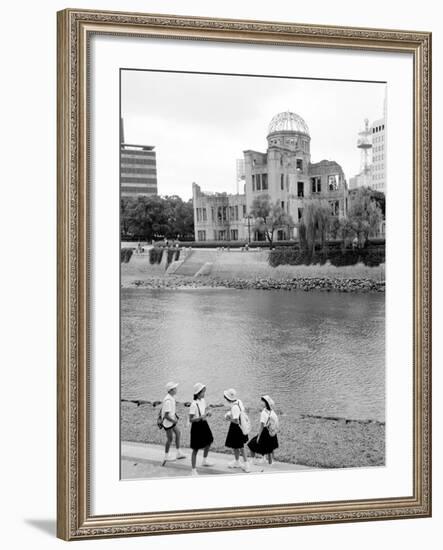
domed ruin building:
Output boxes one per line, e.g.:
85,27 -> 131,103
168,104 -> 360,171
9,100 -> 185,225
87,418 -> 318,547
193,111 -> 348,242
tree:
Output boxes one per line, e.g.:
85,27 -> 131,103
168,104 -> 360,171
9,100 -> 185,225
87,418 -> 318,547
298,199 -> 332,255
138,196 -> 170,240
120,198 -> 131,237
315,200 -> 332,251
163,196 -> 194,240
249,194 -> 294,247
369,189 -> 385,217
120,195 -> 195,241
347,187 -> 383,247
337,218 -> 355,249
349,186 -> 385,216
329,217 -> 341,240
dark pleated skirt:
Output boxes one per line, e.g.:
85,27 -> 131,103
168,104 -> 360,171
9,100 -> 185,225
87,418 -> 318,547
190,420 -> 214,450
225,422 -> 248,449
247,427 -> 279,455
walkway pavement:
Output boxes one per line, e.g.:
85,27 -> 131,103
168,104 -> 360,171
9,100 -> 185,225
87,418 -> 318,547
121,441 -> 315,479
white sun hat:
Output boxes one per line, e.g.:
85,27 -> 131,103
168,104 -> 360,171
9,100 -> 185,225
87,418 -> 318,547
165,381 -> 178,392
223,388 -> 237,402
193,382 -> 206,395
261,395 -> 275,409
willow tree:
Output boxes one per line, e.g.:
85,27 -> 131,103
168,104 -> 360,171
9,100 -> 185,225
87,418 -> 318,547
249,194 -> 294,247
315,200 -> 332,251
298,199 -> 332,255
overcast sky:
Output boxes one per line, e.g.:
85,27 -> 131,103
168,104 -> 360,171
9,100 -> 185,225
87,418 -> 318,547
121,70 -> 386,201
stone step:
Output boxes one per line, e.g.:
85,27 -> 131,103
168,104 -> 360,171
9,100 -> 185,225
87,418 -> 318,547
174,250 -> 218,277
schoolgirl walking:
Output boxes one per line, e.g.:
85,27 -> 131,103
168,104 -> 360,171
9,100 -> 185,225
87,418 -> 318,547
223,388 -> 251,472
189,383 -> 214,476
160,381 -> 187,464
247,395 -> 279,466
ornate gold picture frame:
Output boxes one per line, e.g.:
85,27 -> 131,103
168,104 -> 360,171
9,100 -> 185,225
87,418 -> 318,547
57,8 -> 431,540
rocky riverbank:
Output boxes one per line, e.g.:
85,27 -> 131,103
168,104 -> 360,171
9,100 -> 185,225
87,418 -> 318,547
126,274 -> 385,293
121,400 -> 385,469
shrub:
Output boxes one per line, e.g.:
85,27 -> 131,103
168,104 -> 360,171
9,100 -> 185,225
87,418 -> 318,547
269,248 -> 304,267
156,248 -> 164,264
148,248 -> 156,264
149,247 -> 164,265
327,250 -> 360,267
120,248 -> 133,263
361,248 -> 385,267
166,248 -> 176,265
268,245 -> 385,268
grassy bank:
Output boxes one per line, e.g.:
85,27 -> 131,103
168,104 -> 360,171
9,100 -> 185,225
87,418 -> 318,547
121,401 -> 385,469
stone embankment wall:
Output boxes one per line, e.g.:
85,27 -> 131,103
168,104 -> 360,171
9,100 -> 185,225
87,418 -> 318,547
121,248 -> 385,286
184,249 -> 385,281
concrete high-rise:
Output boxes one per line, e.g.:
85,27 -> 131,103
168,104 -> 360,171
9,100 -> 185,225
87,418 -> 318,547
370,117 -> 386,193
120,118 -> 158,197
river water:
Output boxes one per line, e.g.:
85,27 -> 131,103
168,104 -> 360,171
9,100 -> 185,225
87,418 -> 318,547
121,288 -> 385,422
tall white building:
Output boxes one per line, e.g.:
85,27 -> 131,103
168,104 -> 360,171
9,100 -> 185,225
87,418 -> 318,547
120,117 -> 158,197
370,115 -> 386,193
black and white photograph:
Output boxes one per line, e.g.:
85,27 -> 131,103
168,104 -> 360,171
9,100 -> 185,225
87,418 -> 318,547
1,0 -> 438,545
120,69 -> 387,480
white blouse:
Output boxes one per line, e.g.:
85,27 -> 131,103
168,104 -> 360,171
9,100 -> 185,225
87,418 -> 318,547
189,398 -> 206,417
161,394 -> 176,428
260,409 -> 278,425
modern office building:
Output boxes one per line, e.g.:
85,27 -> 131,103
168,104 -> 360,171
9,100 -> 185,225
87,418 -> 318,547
120,118 -> 158,197
193,110 -> 348,242
371,116 -> 386,193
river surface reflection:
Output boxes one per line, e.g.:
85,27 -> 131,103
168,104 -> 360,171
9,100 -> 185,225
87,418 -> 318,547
121,288 -> 385,422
